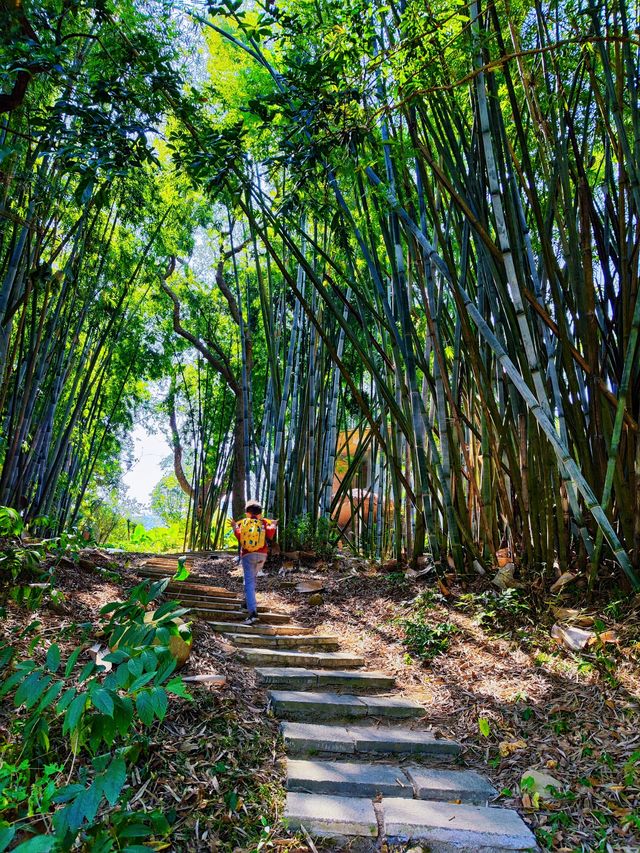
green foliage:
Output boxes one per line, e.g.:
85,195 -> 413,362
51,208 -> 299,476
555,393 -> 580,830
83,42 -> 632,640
281,515 -> 337,559
0,508 -> 24,538
401,619 -> 458,662
150,474 -> 187,525
108,521 -> 187,554
478,717 -> 491,737
0,578 -> 191,849
456,589 -> 532,636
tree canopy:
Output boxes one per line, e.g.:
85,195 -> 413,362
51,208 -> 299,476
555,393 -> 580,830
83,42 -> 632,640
2,0 -> 640,591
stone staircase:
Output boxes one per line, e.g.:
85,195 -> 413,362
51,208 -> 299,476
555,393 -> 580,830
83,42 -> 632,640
142,562 -> 537,851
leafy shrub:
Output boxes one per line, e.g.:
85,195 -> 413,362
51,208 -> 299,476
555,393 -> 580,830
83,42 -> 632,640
0,577 -> 191,850
0,507 -> 23,538
402,619 -> 458,661
456,588 -> 531,634
282,514 -> 337,559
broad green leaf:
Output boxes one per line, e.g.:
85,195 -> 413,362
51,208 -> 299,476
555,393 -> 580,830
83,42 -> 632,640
64,692 -> 87,734
0,646 -> 14,670
478,717 -> 490,737
165,677 -> 193,702
166,677 -> 192,700
149,686 -> 168,721
128,671 -> 156,692
91,688 -> 114,717
36,680 -> 64,713
64,646 -> 82,678
15,672 -> 47,708
56,687 -> 76,714
135,691 -> 154,725
12,837 -> 55,853
102,757 -> 127,806
0,824 -> 16,852
45,644 -> 61,673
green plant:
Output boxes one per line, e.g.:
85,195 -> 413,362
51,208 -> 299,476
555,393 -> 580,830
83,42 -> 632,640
0,507 -> 24,538
281,514 -> 337,560
401,619 -> 458,662
413,588 -> 446,611
457,589 -> 532,635
0,577 -> 191,849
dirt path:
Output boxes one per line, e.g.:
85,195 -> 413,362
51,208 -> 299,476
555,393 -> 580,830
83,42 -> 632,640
186,551 -> 640,852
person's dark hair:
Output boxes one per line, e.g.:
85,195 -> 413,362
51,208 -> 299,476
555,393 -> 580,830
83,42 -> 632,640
245,500 -> 262,515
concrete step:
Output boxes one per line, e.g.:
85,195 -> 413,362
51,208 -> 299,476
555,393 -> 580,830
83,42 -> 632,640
239,649 -> 364,668
191,608 -> 292,624
205,622 -> 312,636
285,793 -> 536,849
281,722 -> 460,757
229,634 -> 340,651
286,761 -> 496,804
285,792 -> 377,838
286,759 -> 413,798
256,667 -> 395,691
270,690 -> 423,721
382,796 -> 537,849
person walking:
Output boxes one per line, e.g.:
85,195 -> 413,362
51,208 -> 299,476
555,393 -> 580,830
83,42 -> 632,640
233,500 -> 277,624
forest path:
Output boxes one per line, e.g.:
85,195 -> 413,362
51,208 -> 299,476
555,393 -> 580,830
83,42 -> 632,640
138,554 -> 538,851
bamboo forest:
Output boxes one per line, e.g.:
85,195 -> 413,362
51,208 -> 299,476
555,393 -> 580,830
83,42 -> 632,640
2,0 -> 640,850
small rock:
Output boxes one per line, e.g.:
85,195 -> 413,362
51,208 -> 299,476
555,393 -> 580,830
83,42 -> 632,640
550,571 -> 577,593
551,623 -> 593,651
521,769 -> 563,799
492,563 -> 521,590
308,593 -> 324,606
296,579 -> 325,593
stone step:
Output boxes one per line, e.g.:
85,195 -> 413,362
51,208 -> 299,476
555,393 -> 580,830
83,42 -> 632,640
270,690 -> 423,721
281,722 -> 461,757
286,759 -> 413,798
205,621 -> 312,636
239,649 -> 364,668
285,792 -> 378,838
382,796 -> 537,849
285,793 -> 536,849
286,761 -> 496,804
256,667 -> 395,691
403,766 -> 497,803
191,608 -> 292,624
229,634 -> 340,651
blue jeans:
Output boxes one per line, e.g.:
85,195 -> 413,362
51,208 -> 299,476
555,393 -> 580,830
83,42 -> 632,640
241,552 -> 267,616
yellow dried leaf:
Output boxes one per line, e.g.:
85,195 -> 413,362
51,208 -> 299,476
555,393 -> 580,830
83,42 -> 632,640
499,740 -> 527,757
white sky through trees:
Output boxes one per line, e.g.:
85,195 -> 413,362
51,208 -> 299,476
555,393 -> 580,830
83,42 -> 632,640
122,424 -> 171,505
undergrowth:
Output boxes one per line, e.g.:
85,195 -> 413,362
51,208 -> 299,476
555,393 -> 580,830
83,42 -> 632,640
401,619 -> 458,662
0,505 -> 195,852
